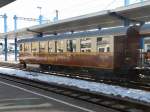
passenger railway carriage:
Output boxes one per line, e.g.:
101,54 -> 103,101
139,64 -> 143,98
18,25 -> 150,79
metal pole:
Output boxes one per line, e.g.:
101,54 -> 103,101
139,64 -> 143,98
37,6 -> 43,25
139,0 -> 145,51
140,0 -> 144,2
14,15 -> 17,31
14,38 -> 17,61
140,38 -> 144,49
124,0 -> 130,25
39,15 -> 43,25
139,1 -> 144,67
4,37 -> 7,61
56,10 -> 58,20
125,0 -> 143,6
124,19 -> 130,26
140,38 -> 144,67
4,14 -> 7,61
53,10 -> 58,22
124,0 -> 129,6
14,15 -> 17,61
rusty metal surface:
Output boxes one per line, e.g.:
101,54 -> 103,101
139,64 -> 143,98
19,26 -> 142,71
113,36 -> 126,69
19,38 -> 141,70
19,52 -> 114,69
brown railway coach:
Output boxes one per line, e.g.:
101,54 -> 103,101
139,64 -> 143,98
18,25 -> 147,77
19,36 -> 115,69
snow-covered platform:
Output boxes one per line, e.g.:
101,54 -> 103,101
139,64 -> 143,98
0,54 -> 19,64
0,67 -> 150,104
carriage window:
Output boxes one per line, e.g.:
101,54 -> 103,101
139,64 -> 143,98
24,43 -> 31,52
48,41 -> 54,53
39,41 -> 47,52
31,42 -> 39,52
57,40 -> 63,53
97,37 -> 104,52
80,38 -> 91,52
97,37 -> 102,42
20,44 -> 23,51
97,37 -> 110,52
99,48 -> 105,52
107,47 -> 110,52
67,40 -> 76,52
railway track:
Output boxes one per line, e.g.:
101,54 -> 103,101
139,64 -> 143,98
0,73 -> 150,112
0,62 -> 150,92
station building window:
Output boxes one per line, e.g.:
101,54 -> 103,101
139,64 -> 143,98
80,38 -> 91,52
67,39 -> 76,52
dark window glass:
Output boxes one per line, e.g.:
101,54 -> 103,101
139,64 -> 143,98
97,37 -> 102,42
20,44 -> 22,51
107,47 -> 110,52
67,40 -> 76,52
57,40 -> 63,53
99,48 -> 105,52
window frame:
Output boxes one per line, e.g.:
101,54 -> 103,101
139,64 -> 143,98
80,37 -> 92,52
24,42 -> 31,52
67,39 -> 76,52
31,42 -> 39,53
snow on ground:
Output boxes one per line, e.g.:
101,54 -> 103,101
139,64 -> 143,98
0,67 -> 150,104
